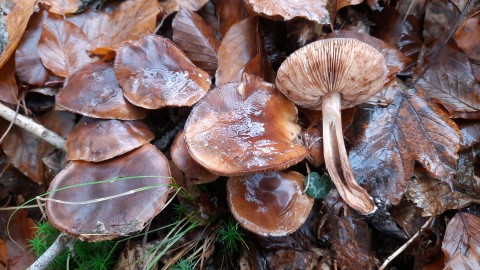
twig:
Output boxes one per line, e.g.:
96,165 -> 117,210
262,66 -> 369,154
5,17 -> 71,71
27,233 -> 75,270
379,216 -> 434,270
0,102 -> 66,150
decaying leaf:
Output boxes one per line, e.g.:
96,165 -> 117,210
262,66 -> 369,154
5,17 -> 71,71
0,56 -> 20,104
216,0 -> 246,37
459,121 -> 480,149
114,35 -> 211,109
350,80 -> 461,205
172,8 -> 220,76
159,0 -> 209,15
42,0 -> 82,15
423,0 -> 459,46
216,17 -> 273,84
38,16 -> 94,77
406,169 -> 480,216
442,212 -> 480,269
244,0 -> 330,25
415,43 -> 480,119
0,0 -> 37,68
454,14 -> 480,61
82,0 -> 161,59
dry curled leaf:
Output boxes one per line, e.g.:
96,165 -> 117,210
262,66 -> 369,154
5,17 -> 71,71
350,81 -> 461,205
114,35 -> 211,109
216,17 -> 273,84
0,0 -> 37,68
82,0 -> 161,59
38,16 -> 94,78
442,212 -> 480,269
172,8 -> 220,76
42,0 -> 82,15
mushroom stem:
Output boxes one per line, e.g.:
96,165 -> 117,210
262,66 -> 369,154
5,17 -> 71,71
322,92 -> 375,214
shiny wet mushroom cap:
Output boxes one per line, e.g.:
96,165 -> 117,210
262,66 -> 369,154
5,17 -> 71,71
46,144 -> 172,242
276,38 -> 388,214
227,171 -> 314,237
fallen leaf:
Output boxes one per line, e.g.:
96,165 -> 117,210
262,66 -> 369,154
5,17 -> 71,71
216,17 -> 273,84
0,56 -> 20,104
159,0 -> 209,15
337,0 -> 363,10
172,8 -> 220,76
454,14 -> 480,61
406,168 -> 480,216
216,0 -> 246,37
454,147 -> 480,196
442,212 -> 480,269
390,200 -> 428,237
15,9 -> 60,86
0,0 -> 37,68
244,0 -> 330,25
38,16 -> 94,77
114,35 -> 211,109
42,0 -> 82,15
395,0 -> 428,18
423,0 -> 459,46
459,121 -> 480,149
57,61 -> 147,120
82,0 -> 161,59
349,80 -> 461,205
415,43 -> 480,119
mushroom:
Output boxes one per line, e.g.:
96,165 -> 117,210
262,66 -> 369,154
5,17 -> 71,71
227,171 -> 313,236
275,38 -> 388,214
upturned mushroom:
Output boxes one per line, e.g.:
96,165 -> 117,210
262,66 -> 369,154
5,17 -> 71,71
275,38 -> 388,214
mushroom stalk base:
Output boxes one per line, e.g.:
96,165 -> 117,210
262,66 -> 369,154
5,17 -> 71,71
322,92 -> 375,214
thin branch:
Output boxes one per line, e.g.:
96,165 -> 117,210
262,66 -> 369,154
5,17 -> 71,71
0,102 -> 66,151
27,233 -> 75,270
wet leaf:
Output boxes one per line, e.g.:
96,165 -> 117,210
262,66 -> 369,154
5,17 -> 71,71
172,8 -> 220,76
244,0 -> 330,25
454,14 -> 480,61
42,0 -> 82,15
184,74 -> 308,175
406,169 -> 480,216
370,6 -> 423,62
459,121 -> 480,149
423,0 -> 459,46
15,9 -> 60,86
305,172 -> 331,199
216,17 -> 273,84
114,35 -> 211,109
415,44 -> 480,119
82,0 -> 161,59
57,61 -> 147,120
0,56 -> 20,104
216,0 -> 246,37
0,0 -> 37,68
38,16 -> 94,77
454,149 -> 480,196
349,81 -> 461,205
442,212 -> 480,269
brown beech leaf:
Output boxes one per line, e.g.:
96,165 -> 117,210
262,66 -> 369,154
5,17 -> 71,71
159,0 -> 209,15
406,169 -> 480,216
337,0 -> 364,10
57,61 -> 147,120
15,9 -> 60,86
42,0 -> 82,15
0,56 -> 20,104
114,35 -> 211,109
244,0 -> 330,25
442,212 -> 480,269
415,44 -> 480,119
459,121 -> 480,149
0,210 -> 36,270
0,0 -> 37,68
82,0 -> 161,59
370,6 -> 423,62
454,15 -> 480,61
184,74 -> 308,176
216,0 -> 246,37
2,110 -> 75,184
349,81 -> 461,205
455,149 -> 480,196
172,8 -> 220,76
38,16 -> 94,78
423,0 -> 460,46
216,17 -> 273,84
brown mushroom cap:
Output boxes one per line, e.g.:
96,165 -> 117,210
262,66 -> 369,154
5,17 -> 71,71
65,117 -> 154,162
57,61 -> 147,120
275,38 -> 388,110
171,130 -> 218,184
227,171 -> 314,236
114,35 -> 211,109
184,74 -> 308,175
46,144 -> 172,241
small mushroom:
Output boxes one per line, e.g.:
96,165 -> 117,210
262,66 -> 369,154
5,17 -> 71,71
46,144 -> 172,241
65,117 -> 154,162
227,171 -> 314,236
276,38 -> 388,214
